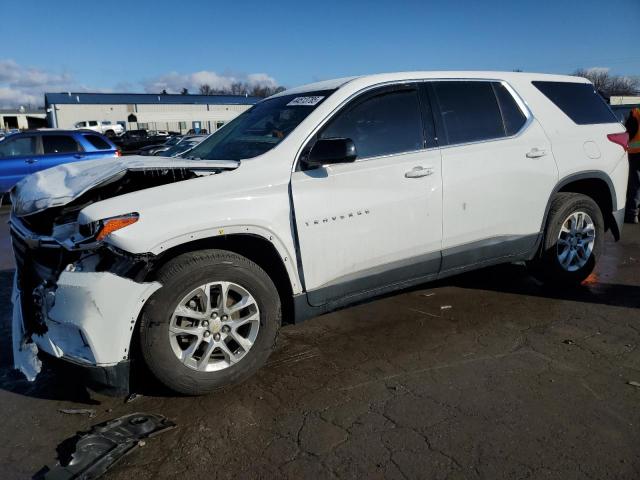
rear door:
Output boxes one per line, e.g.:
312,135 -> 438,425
35,134 -> 85,172
291,84 -> 443,305
428,80 -> 558,271
0,135 -> 38,192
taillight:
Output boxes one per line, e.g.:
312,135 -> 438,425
115,149 -> 121,157
607,132 -> 629,151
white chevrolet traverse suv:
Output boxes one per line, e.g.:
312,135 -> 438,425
10,72 -> 628,395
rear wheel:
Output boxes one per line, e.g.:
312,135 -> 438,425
105,130 -> 115,137
528,193 -> 604,286
139,249 -> 281,395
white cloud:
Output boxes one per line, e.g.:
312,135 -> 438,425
583,67 -> 610,75
0,59 -> 80,108
0,59 -> 282,108
142,70 -> 279,94
0,86 -> 41,108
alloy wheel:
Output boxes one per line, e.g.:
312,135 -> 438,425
168,281 -> 260,371
556,211 -> 596,272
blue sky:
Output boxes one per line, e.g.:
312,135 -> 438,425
1,0 -> 638,107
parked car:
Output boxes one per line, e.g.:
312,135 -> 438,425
0,129 -> 20,141
112,129 -> 168,154
73,120 -> 124,137
157,135 -> 206,157
0,129 -> 119,193
9,72 -> 628,395
147,130 -> 170,137
138,135 -> 183,156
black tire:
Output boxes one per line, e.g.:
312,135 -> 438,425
105,130 -> 115,137
139,249 -> 281,395
528,192 -> 604,287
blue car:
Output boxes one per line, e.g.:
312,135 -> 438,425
0,130 -> 120,193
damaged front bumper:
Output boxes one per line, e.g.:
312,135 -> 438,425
10,216 -> 161,393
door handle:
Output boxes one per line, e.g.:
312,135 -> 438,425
405,166 -> 434,178
526,148 -> 547,158
74,153 -> 85,159
24,158 -> 37,164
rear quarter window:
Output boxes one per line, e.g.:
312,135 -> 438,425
532,81 -> 618,125
84,134 -> 112,150
493,83 -> 527,136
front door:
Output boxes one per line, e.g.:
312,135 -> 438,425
0,135 -> 38,192
291,84 -> 443,305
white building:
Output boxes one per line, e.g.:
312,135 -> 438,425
0,108 -> 47,130
45,92 -> 260,134
610,96 -> 640,105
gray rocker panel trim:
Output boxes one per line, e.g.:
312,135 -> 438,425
294,233 -> 540,322
306,251 -> 441,307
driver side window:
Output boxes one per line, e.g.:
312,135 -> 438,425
319,88 -> 424,159
0,137 -> 36,159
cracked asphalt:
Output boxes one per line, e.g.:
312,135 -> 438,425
0,204 -> 639,479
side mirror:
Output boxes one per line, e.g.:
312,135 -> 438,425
305,138 -> 357,167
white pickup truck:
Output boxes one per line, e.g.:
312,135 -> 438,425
74,120 -> 124,137
10,71 -> 628,395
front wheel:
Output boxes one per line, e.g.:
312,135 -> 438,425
528,193 -> 604,287
139,250 -> 281,395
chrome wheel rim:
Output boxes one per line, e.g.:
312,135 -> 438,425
556,211 -> 596,272
169,281 -> 260,372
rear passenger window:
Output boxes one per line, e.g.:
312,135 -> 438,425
84,134 -> 111,150
42,135 -> 81,154
493,83 -> 527,136
432,81 -> 506,145
320,88 -> 424,159
532,81 -> 618,125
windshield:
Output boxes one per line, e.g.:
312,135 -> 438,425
184,90 -> 334,160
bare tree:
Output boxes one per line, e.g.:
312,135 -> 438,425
573,69 -> 639,97
250,84 -> 286,97
180,87 -> 189,95
199,84 -> 214,95
196,82 -> 286,98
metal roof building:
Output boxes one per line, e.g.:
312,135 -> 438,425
45,92 -> 261,134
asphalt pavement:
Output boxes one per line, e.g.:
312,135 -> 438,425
0,204 -> 639,479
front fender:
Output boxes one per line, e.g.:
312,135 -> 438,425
146,224 -> 302,294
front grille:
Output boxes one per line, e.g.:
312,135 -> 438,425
10,222 -> 78,336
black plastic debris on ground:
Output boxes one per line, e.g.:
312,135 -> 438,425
34,413 -> 176,480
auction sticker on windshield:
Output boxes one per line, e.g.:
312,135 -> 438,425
287,96 -> 325,106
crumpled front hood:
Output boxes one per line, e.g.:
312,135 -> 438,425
11,155 -> 239,216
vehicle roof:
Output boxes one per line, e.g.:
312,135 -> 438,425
277,71 -> 591,96
11,129 -> 109,135
45,92 -> 261,106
